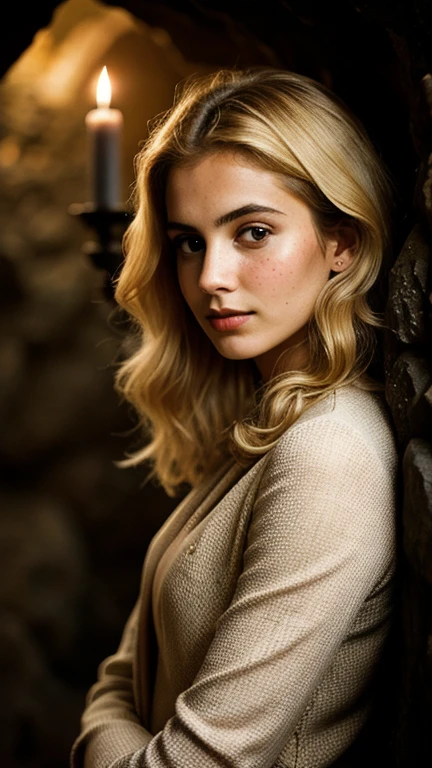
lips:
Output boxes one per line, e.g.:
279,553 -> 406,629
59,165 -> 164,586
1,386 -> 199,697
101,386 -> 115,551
206,310 -> 252,318
207,313 -> 254,331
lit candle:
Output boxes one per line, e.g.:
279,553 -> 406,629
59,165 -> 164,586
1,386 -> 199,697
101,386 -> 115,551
85,66 -> 123,209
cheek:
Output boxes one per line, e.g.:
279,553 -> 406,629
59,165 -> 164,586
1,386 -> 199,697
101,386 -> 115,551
247,257 -> 295,293
176,266 -> 189,306
251,236 -> 323,293
176,262 -> 199,307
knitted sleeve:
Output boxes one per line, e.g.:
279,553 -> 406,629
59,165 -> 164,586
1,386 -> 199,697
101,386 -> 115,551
70,600 -> 152,768
73,415 -> 396,768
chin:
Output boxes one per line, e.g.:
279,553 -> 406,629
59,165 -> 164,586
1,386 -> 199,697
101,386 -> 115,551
211,341 -> 263,361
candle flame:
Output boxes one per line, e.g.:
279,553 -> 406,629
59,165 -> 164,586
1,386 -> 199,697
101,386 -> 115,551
96,66 -> 111,108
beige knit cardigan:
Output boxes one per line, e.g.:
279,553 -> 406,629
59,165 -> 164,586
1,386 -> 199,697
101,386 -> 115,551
71,384 -> 398,768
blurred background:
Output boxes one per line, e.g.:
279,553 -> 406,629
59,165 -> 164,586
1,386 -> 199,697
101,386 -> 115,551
0,1 -> 431,766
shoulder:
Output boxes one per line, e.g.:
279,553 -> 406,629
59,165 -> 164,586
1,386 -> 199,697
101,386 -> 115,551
252,385 -> 397,569
272,383 -> 399,479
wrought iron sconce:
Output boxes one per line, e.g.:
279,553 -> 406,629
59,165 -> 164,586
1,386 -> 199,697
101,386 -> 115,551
69,203 -> 132,301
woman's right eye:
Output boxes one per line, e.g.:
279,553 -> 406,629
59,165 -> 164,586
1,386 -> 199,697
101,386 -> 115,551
172,235 -> 205,255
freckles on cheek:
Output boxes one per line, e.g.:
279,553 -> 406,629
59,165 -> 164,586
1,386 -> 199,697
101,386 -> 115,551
252,262 -> 280,287
250,263 -> 264,287
252,261 -> 293,292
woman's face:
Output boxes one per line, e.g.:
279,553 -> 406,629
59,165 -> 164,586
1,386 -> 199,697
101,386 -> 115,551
165,151 -> 352,381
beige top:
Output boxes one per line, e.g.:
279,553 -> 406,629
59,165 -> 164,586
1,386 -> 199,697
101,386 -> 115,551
71,383 -> 399,768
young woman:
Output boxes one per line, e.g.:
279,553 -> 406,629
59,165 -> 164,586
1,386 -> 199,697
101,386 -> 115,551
71,67 -> 399,768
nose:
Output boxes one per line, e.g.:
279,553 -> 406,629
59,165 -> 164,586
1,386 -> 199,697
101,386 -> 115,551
198,240 -> 237,294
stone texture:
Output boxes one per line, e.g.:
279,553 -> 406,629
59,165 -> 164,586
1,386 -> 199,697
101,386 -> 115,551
386,223 -> 431,346
385,352 -> 432,447
383,72 -> 432,766
403,439 -> 432,583
396,439 -> 432,762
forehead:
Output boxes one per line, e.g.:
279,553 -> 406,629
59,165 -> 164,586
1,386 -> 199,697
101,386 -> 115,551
165,151 -> 290,215
166,152 -> 283,207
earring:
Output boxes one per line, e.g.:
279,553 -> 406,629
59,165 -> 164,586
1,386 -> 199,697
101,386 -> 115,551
336,260 -> 343,266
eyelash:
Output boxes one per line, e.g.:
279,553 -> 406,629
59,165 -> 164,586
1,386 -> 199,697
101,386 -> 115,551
171,225 -> 272,255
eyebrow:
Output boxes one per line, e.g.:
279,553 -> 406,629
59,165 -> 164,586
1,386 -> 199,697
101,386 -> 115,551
166,204 -> 286,232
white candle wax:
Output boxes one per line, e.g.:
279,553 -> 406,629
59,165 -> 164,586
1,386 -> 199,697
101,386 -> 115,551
85,67 -> 123,209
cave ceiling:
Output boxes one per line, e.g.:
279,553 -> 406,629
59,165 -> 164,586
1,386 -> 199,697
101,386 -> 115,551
4,1 -> 432,82
3,0 -> 432,234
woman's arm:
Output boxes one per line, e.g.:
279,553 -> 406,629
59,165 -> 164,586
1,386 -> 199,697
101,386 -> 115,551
71,600 -> 152,768
73,416 -> 396,768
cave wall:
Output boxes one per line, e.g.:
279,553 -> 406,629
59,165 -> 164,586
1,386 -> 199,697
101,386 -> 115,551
0,2 -> 203,764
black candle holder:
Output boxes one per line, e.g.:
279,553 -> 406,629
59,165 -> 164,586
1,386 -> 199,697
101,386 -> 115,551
69,202 -> 133,301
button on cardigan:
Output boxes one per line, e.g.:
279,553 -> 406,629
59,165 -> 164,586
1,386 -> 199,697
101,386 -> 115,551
71,384 -> 399,768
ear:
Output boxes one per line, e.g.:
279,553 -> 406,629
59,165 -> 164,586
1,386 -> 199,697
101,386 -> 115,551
325,223 -> 357,273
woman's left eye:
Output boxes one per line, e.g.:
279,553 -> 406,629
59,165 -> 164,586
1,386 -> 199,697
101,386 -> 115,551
237,226 -> 271,244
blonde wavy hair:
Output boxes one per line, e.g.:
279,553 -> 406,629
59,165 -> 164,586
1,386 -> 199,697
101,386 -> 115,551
113,67 -> 394,497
